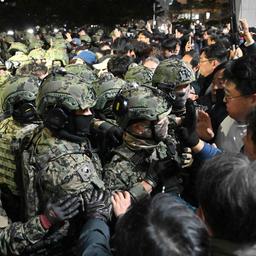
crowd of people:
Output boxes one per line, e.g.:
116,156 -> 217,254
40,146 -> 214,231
0,16 -> 256,255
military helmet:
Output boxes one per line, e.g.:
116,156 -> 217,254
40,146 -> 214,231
80,34 -> 92,44
36,71 -> 97,115
8,52 -> 32,68
28,48 -> 46,61
124,64 -> 153,86
44,48 -> 69,67
93,72 -> 126,111
64,64 -> 97,84
152,58 -> 195,94
8,42 -> 28,54
0,75 -> 39,113
112,83 -> 171,129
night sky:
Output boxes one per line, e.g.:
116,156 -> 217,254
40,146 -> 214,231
0,0 -> 155,29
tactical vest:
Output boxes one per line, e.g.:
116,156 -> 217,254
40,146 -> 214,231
21,131 -> 104,220
112,146 -> 151,182
0,118 -> 40,196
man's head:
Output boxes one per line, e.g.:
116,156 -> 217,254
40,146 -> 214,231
197,152 -> 256,243
137,30 -> 152,45
1,75 -> 40,123
199,44 -> 227,77
107,56 -> 134,78
223,56 -> 256,122
124,64 -> 153,86
115,193 -> 209,256
152,58 -> 195,111
93,72 -> 126,119
112,83 -> 171,142
161,37 -> 181,58
36,71 -> 96,142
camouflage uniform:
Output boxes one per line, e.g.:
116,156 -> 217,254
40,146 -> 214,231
91,73 -> 126,164
0,76 -> 48,255
20,72 -> 105,253
0,213 -> 47,255
103,83 -> 175,201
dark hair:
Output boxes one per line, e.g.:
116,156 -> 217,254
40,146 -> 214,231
224,55 -> 256,96
201,43 -> 228,63
161,37 -> 180,52
133,41 -> 152,63
197,152 -> 256,243
184,50 -> 199,68
114,193 -> 209,256
112,37 -> 134,55
107,55 -> 133,78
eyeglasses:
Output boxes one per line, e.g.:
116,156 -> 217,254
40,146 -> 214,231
224,94 -> 250,101
199,58 -> 215,63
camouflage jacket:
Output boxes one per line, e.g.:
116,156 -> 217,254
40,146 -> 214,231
22,128 -> 104,220
0,215 -> 47,256
103,144 -> 151,192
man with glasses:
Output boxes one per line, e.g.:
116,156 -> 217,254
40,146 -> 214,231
198,44 -> 228,97
180,56 -> 256,156
215,55 -> 256,152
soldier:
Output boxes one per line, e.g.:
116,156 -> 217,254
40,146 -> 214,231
20,71 -> 109,254
0,76 -> 42,223
0,75 -> 81,255
152,58 -> 196,117
124,64 -> 153,86
92,72 -> 126,164
103,83 -> 185,202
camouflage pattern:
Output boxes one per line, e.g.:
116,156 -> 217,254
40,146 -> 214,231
64,63 -> 97,84
29,38 -> 44,50
124,64 -> 153,86
0,117 -> 40,196
22,128 -> 104,219
113,83 -> 171,129
28,48 -> 46,61
80,34 -> 92,43
103,134 -> 172,192
36,72 -> 97,114
152,58 -> 195,88
93,72 -> 126,111
0,215 -> 47,255
8,42 -> 28,54
44,47 -> 69,67
8,52 -> 32,68
103,144 -> 149,191
4,35 -> 14,44
0,76 -> 39,113
0,73 -> 11,88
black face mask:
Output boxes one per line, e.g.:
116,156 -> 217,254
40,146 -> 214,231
73,114 -> 94,137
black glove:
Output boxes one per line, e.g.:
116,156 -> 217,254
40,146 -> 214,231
178,99 -> 199,147
86,190 -> 112,222
41,195 -> 80,229
103,123 -> 123,146
145,158 -> 180,188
